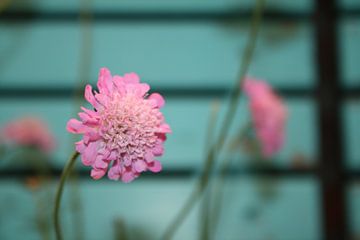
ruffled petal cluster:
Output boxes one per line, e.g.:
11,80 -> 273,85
1,117 -> 55,152
67,68 -> 171,182
244,77 -> 287,157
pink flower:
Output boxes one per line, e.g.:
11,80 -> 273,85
1,117 -> 55,152
67,68 -> 171,183
244,77 -> 287,158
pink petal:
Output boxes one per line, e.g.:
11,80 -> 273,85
84,85 -> 100,109
97,67 -> 113,94
112,75 -> 127,95
125,83 -> 149,97
158,123 -> 171,133
144,151 -> 154,163
83,129 -> 101,144
108,163 -> 121,180
148,93 -> 165,108
81,141 -> 98,166
81,107 -> 98,118
134,160 -> 146,172
98,147 -> 111,158
156,133 -> 167,142
148,160 -> 162,173
78,112 -> 98,125
94,156 -> 109,169
137,83 -> 150,97
95,93 -> 110,106
152,144 -> 164,156
108,172 -> 119,180
124,156 -> 132,166
123,73 -> 140,84
66,119 -> 88,134
107,150 -> 117,161
91,168 -> 106,180
121,171 -> 135,183
75,140 -> 86,153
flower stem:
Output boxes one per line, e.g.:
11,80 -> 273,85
160,0 -> 266,239
209,122 -> 253,237
200,101 -> 221,240
53,151 -> 79,240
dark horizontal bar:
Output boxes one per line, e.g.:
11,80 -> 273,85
347,170 -> 360,181
340,8 -> 360,18
2,86 -> 360,99
2,167 -> 359,181
1,86 -> 359,100
1,9 -> 359,23
0,167 -> 317,180
343,86 -> 360,100
0,9 -> 311,22
0,86 -> 315,99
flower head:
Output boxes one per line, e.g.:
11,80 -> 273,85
1,117 -> 55,152
244,77 -> 287,158
67,68 -> 171,182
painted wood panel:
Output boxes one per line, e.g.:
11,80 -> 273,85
344,100 -> 360,169
340,19 -> 360,87
340,0 -> 360,9
0,22 -> 314,89
8,0 -> 313,12
0,177 -> 320,240
348,182 -> 360,239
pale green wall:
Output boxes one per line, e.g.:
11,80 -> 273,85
0,0 -> 359,239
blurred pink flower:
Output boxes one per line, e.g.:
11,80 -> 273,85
2,117 -> 55,152
244,77 -> 287,158
67,68 -> 171,183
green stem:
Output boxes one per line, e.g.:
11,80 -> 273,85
209,155 -> 231,238
113,218 -> 128,240
210,123 -> 252,237
160,1 -> 266,239
200,101 -> 220,240
53,151 -> 79,240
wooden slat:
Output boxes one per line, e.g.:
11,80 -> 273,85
339,19 -> 360,87
340,0 -> 360,10
0,178 -> 321,240
348,181 -> 360,237
0,10 -> 311,22
0,167 -> 319,180
344,101 -> 360,170
0,86 -> 315,99
315,0 -> 348,239
0,22 -> 315,89
6,0 -> 313,12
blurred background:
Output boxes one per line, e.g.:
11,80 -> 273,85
0,0 -> 359,239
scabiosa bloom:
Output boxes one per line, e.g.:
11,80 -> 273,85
1,117 -> 55,152
244,77 -> 287,158
67,68 -> 171,183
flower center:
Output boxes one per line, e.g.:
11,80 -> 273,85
99,95 -> 160,158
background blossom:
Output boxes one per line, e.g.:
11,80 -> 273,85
244,77 -> 287,158
1,117 -> 55,153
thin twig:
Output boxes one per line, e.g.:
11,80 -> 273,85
200,101 -> 221,240
209,122 -> 253,237
113,218 -> 128,240
160,0 -> 266,239
53,151 -> 79,240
